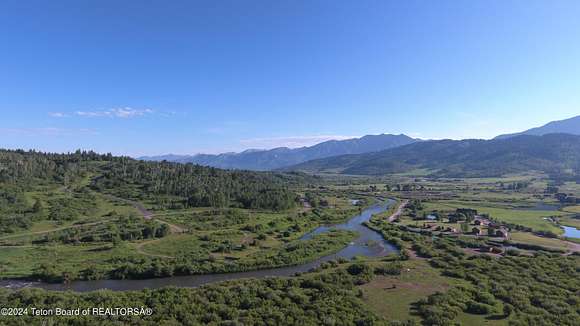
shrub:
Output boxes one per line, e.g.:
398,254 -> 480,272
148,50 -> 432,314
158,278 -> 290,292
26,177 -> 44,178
375,263 -> 403,276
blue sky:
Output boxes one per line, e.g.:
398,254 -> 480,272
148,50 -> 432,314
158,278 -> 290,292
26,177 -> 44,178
1,1 -> 579,156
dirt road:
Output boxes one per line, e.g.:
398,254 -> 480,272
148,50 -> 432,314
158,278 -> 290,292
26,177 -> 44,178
388,200 -> 408,222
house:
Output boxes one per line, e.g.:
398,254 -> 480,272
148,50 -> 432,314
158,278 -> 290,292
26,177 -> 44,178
473,215 -> 491,226
487,225 -> 510,239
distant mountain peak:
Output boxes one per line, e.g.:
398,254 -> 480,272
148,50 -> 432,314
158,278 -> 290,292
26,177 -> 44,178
495,115 -> 580,139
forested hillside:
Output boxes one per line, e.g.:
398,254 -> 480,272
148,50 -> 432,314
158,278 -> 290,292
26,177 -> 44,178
0,149 -> 299,235
0,149 -> 111,186
286,134 -> 580,178
92,159 -> 298,210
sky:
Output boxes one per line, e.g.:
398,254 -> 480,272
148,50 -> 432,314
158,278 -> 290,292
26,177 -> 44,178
1,0 -> 579,156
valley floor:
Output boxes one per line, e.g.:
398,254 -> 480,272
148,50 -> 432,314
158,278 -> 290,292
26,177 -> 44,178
1,170 -> 579,325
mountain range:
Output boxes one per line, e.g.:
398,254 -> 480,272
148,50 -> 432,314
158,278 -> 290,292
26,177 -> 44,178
495,115 -> 580,139
283,133 -> 580,178
140,134 -> 418,170
141,114 -> 580,177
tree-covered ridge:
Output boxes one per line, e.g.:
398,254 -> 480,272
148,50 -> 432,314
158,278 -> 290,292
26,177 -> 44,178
0,149 -> 112,186
0,148 -> 299,211
92,159 -> 297,210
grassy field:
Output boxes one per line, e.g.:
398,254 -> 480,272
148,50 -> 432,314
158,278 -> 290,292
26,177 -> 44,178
360,259 -> 450,321
509,232 -> 571,250
559,215 -> 580,229
359,259 -> 507,325
0,243 -> 142,279
562,205 -> 580,214
0,230 -> 357,280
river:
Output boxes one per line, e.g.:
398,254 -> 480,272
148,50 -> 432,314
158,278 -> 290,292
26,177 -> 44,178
562,225 -> 580,239
0,200 -> 398,292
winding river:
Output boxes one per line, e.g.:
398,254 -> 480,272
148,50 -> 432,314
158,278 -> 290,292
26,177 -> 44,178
0,200 -> 398,292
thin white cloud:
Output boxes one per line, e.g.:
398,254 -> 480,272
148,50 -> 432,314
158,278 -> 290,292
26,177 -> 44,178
158,110 -> 178,118
240,135 -> 358,149
48,112 -> 69,118
48,107 -> 154,119
74,107 -> 154,118
0,127 -> 99,136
